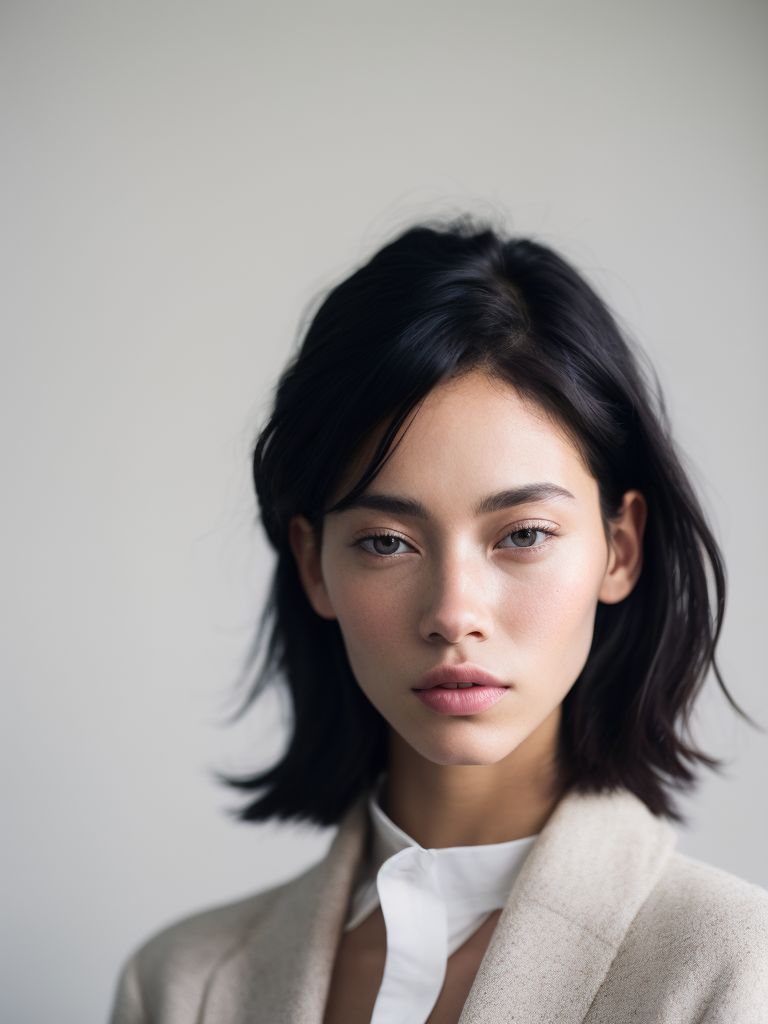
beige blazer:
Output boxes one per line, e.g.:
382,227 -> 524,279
109,789 -> 768,1023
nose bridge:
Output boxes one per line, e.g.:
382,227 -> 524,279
420,539 -> 493,644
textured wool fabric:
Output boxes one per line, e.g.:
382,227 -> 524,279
109,789 -> 768,1024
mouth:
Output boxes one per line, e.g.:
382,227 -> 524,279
412,664 -> 509,716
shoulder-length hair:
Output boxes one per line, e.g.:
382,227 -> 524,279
228,220 -> 735,825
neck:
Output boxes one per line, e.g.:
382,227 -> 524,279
380,707 -> 562,848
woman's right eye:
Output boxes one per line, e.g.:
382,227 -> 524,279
359,534 -> 411,556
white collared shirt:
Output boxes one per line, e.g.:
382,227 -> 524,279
345,795 -> 538,1024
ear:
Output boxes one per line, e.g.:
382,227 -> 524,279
598,490 -> 647,605
288,514 -> 337,620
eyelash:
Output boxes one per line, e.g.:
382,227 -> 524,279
355,532 -> 414,557
495,520 -> 557,550
355,521 -> 558,557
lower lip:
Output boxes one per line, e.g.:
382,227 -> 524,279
414,685 -> 508,715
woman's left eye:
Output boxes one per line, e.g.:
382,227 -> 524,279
496,528 -> 549,549
359,534 -> 412,556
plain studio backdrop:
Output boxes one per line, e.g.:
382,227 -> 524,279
1,1 -> 766,1022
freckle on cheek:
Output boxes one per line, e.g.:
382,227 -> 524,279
509,580 -> 598,645
336,596 -> 399,651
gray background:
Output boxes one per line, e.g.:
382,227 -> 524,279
1,2 -> 766,1022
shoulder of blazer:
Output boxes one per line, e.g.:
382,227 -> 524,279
109,802 -> 367,1024
637,849 -> 768,954
109,868 -> 314,1024
584,851 -> 768,1023
136,877 -> 297,984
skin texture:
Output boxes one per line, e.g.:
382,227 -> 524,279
290,370 -> 646,1024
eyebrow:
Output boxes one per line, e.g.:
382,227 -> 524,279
338,483 -> 575,520
474,483 -> 575,515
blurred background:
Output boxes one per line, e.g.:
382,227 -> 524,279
1,1 -> 766,1021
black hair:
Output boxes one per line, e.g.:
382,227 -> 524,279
228,220 -> 737,824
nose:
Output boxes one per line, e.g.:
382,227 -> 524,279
418,554 -> 494,645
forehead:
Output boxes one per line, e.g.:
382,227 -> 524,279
369,371 -> 592,501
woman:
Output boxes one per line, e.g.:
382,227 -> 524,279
110,222 -> 768,1024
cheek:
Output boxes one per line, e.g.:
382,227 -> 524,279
324,569 -> 414,666
502,544 -> 606,674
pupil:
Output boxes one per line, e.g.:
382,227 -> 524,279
516,529 -> 536,547
375,535 -> 399,554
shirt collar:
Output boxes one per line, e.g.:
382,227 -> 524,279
347,788 -> 538,931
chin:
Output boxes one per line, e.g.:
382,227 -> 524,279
407,720 -> 524,766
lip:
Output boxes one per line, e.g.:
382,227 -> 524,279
413,663 -> 509,716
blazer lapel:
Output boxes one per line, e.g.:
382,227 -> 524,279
200,801 -> 366,1024
459,789 -> 676,1024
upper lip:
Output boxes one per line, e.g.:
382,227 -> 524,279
413,663 -> 508,690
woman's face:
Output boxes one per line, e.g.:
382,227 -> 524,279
291,371 -> 644,767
